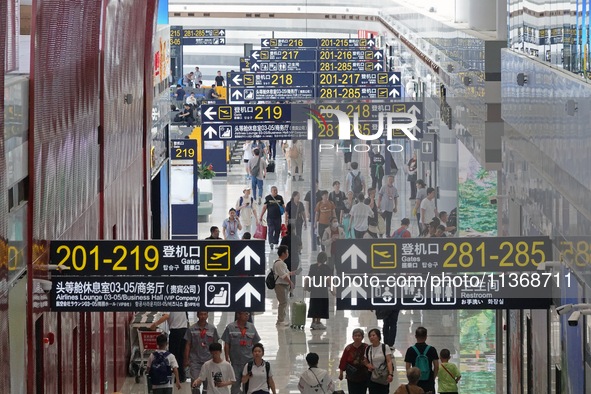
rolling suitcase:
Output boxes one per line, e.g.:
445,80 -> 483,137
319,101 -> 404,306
266,160 -> 275,173
291,300 -> 307,329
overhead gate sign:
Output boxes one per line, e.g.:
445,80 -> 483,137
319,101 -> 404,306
325,237 -> 558,310
49,240 -> 266,312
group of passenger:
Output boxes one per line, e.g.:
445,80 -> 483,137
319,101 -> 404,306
146,315 -> 460,394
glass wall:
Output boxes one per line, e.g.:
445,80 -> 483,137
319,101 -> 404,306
508,0 -> 591,76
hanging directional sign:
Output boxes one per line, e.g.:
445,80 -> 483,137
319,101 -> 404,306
227,72 -> 315,87
318,49 -> 384,62
202,123 -> 308,140
50,276 -> 266,312
317,72 -> 401,87
312,102 -> 424,139
318,61 -> 383,72
250,60 -> 318,72
239,57 -> 251,72
227,86 -> 315,102
317,86 -> 401,100
334,274 -> 551,310
49,240 -> 266,276
183,37 -> 226,45
260,38 -> 374,48
201,103 -> 296,123
182,29 -> 226,45
335,237 -> 552,274
261,38 -> 320,48
250,48 -> 318,62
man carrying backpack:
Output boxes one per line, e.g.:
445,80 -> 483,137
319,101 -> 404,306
404,327 -> 439,394
148,333 -> 182,393
346,162 -> 366,196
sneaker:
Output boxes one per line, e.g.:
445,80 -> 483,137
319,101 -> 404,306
292,176 -> 296,181
276,321 -> 290,326
390,346 -> 396,355
258,197 -> 262,204
298,176 -> 304,181
270,244 -> 275,250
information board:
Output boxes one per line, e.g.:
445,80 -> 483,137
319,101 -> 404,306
333,274 -> 552,310
227,72 -> 315,87
201,103 -> 424,140
318,49 -> 384,62
51,276 -> 266,312
317,86 -> 401,100
251,48 -> 318,62
318,61 -> 383,72
49,240 -> 266,276
250,61 -> 317,72
182,37 -> 225,45
260,38 -> 374,48
335,237 -> 552,274
170,26 -> 182,47
228,86 -> 315,102
317,72 -> 401,87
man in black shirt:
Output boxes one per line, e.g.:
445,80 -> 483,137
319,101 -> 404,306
215,70 -> 225,87
404,327 -> 439,394
176,103 -> 195,126
205,226 -> 222,239
207,83 -> 220,100
259,186 -> 285,249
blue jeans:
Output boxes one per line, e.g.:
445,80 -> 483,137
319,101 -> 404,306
251,177 -> 263,199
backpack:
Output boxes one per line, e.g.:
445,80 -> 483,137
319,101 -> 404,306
244,360 -> 270,394
351,172 -> 363,194
250,157 -> 261,177
412,345 -> 431,381
149,351 -> 172,386
265,267 -> 277,289
392,228 -> 410,238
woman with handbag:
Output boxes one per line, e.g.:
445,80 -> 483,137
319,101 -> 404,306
285,191 -> 307,237
364,329 -> 394,394
338,328 -> 369,394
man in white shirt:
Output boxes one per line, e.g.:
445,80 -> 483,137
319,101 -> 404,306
348,194 -> 375,239
420,187 -> 438,230
192,343 -> 236,394
298,353 -> 334,394
186,92 -> 197,106
273,246 -> 295,326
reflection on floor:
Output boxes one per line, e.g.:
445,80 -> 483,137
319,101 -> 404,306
120,148 -> 496,393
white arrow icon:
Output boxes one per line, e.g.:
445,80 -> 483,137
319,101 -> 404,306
389,88 -> 400,97
341,244 -> 367,270
232,90 -> 243,100
219,38 -> 225,44
251,63 -> 260,71
389,73 -> 400,84
235,283 -> 261,308
408,105 -> 421,116
204,126 -> 217,139
411,125 -> 422,136
219,30 -> 225,36
341,286 -> 367,306
375,63 -> 382,70
235,246 -> 261,271
203,107 -> 216,121
251,51 -> 259,60
374,51 -> 383,59
262,39 -> 269,46
232,74 -> 243,86
368,39 -> 375,46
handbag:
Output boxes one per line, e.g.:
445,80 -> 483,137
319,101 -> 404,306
254,221 -> 267,240
345,363 -> 358,376
370,364 -> 389,385
280,223 -> 288,237
377,214 -> 386,235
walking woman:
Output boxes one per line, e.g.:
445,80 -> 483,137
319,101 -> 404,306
285,191 -> 307,237
338,328 -> 369,394
364,328 -> 393,394
304,252 -> 332,330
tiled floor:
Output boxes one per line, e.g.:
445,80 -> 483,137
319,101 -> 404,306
120,146 -> 496,393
